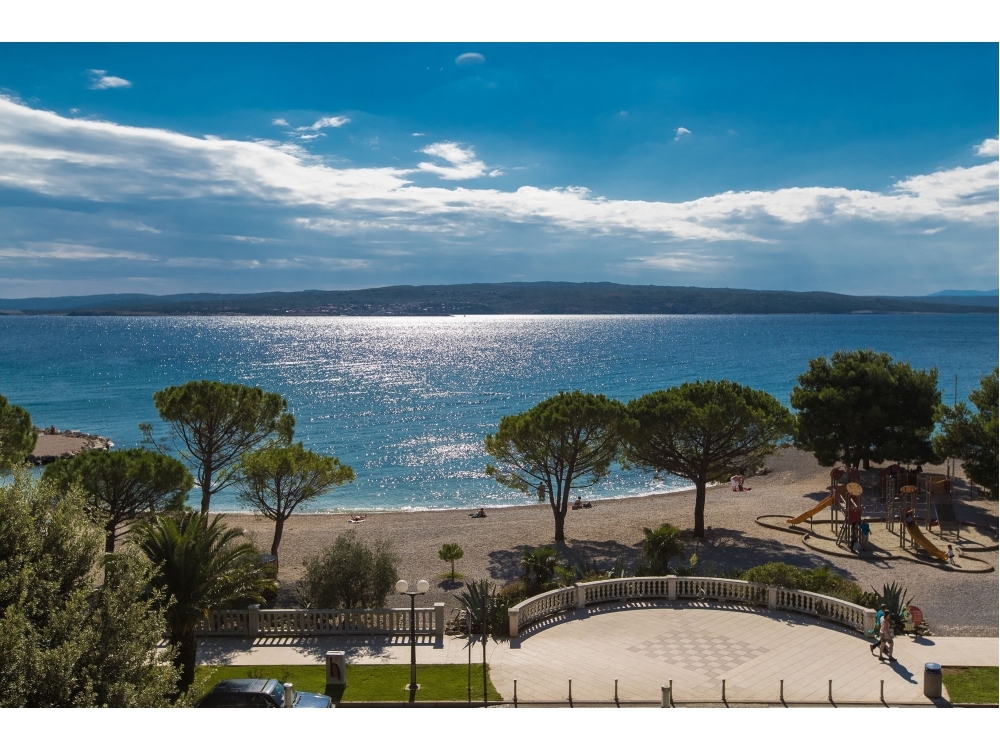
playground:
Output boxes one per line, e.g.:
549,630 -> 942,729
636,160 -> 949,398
759,466 -> 997,574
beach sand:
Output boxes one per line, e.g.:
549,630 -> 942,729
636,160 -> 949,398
220,449 -> 998,636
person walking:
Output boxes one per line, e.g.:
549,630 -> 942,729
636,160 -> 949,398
879,608 -> 896,662
946,545 -> 955,565
870,604 -> 885,656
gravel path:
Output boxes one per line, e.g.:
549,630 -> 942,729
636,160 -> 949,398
222,449 -> 998,636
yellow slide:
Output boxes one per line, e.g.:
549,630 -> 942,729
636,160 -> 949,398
786,494 -> 834,524
905,520 -> 949,561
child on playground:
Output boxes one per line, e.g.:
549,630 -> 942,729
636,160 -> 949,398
947,545 -> 955,565
859,520 -> 871,551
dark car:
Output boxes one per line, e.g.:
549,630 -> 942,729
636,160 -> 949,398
197,678 -> 332,708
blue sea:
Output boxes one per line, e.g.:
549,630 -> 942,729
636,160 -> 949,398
0,314 -> 996,512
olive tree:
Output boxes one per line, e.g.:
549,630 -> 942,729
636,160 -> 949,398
235,442 -> 355,569
43,448 -> 193,552
485,391 -> 623,542
299,530 -> 399,609
790,350 -> 941,468
622,381 -> 793,537
0,467 -> 179,707
142,380 -> 295,512
0,393 -> 36,469
934,367 -> 998,497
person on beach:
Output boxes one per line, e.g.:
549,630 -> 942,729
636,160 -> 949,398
859,520 -> 871,551
537,481 -> 546,503
730,475 -> 742,491
469,508 -> 487,519
572,496 -> 584,510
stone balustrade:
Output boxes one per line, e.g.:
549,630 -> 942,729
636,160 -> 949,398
197,602 -> 446,638
508,576 -> 876,637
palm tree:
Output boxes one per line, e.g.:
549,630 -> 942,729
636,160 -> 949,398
438,543 -> 464,580
521,546 -> 558,594
641,524 -> 685,575
136,511 -> 276,689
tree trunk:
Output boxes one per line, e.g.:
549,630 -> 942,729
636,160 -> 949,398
200,461 -> 213,513
552,501 -> 569,542
105,521 -> 116,553
451,560 -> 455,579
270,517 -> 284,557
693,479 -> 707,538
173,631 -> 198,690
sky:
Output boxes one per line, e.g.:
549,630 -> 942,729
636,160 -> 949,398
0,43 -> 997,298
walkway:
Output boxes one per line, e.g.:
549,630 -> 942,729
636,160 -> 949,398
197,603 -> 998,705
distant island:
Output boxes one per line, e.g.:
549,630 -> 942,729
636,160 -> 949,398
1,282 -> 996,316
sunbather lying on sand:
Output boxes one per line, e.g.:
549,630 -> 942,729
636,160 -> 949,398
469,508 -> 488,519
349,514 -> 367,524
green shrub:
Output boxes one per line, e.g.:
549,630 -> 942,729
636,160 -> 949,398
521,546 -> 558,594
455,579 -> 508,637
741,562 -> 811,589
640,524 -> 685,575
299,530 -> 399,609
497,579 -> 531,605
740,562 -> 881,610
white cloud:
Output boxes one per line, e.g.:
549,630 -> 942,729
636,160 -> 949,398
675,127 -> 691,140
455,53 -> 485,66
272,118 -> 289,127
417,141 -> 487,180
87,69 -> 132,90
0,242 -> 151,262
976,137 -> 999,157
0,97 -> 995,247
412,132 -> 425,137
488,169 -> 505,177
296,116 -> 350,132
109,219 -> 161,233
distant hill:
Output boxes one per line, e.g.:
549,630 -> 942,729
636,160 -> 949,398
1,282 -> 996,316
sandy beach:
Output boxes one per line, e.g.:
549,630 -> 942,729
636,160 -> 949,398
220,449 -> 998,636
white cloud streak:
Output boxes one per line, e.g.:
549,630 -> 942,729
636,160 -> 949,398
87,69 -> 132,90
0,97 -> 995,246
675,127 -> 691,140
976,137 -> 999,157
455,53 -> 485,66
296,116 -> 350,131
417,141 -> 487,180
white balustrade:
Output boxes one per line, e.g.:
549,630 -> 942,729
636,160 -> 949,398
508,576 -> 874,637
196,605 -> 441,637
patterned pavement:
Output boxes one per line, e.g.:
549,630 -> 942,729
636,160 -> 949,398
197,602 -> 998,705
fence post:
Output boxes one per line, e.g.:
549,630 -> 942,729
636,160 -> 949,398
779,679 -> 784,704
767,585 -> 778,609
863,609 -> 877,633
509,608 -> 520,638
828,679 -> 833,704
661,685 -> 671,707
576,583 -> 587,610
434,602 -> 445,637
248,604 -> 260,638
667,575 -> 677,601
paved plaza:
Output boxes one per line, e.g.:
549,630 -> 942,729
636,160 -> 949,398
197,602 -> 998,705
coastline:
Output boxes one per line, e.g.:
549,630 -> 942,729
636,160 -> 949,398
217,448 -> 998,636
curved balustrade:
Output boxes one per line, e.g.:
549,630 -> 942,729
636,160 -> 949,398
508,576 -> 875,637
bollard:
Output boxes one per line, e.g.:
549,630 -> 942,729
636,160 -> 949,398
780,679 -> 784,704
880,679 -> 885,704
828,679 -> 833,704
721,678 -> 726,704
661,685 -> 671,707
283,682 -> 293,708
669,679 -> 673,707
568,678 -> 573,707
614,679 -> 619,707
513,679 -> 517,708
923,663 -> 942,699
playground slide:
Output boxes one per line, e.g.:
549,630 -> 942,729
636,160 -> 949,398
786,495 -> 834,525
905,521 -> 949,561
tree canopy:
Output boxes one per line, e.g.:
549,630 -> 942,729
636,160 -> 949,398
142,380 -> 295,512
934,367 -> 998,497
790,350 -> 941,468
0,393 -> 36,469
43,448 -> 193,552
0,468 -> 178,707
485,390 -> 623,542
236,441 -> 355,566
135,511 -> 276,689
299,530 -> 399,610
622,381 -> 793,537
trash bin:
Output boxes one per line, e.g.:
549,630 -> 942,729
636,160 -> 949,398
923,662 -> 942,699
326,651 -> 347,687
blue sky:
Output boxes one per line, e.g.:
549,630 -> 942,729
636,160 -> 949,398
0,43 -> 996,297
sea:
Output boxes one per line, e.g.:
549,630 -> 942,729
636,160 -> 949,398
0,314 -> 996,512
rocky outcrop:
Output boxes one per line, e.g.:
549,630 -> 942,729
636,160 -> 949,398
26,426 -> 114,465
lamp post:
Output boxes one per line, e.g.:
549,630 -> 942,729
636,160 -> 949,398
396,578 -> 429,691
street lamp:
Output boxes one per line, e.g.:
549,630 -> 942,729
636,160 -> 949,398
396,578 -> 429,691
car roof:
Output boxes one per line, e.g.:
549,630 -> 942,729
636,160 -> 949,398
211,678 -> 279,694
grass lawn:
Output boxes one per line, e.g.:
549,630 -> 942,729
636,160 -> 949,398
195,663 -> 502,703
942,667 -> 999,704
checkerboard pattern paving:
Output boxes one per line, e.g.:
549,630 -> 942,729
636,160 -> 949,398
627,633 -> 772,678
